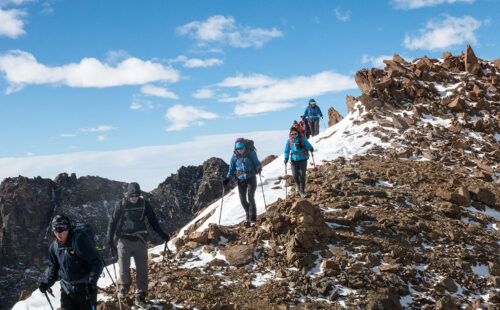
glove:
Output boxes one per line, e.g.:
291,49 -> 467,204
284,158 -> 289,165
107,239 -> 115,251
310,147 -> 314,152
39,282 -> 50,294
223,178 -> 230,186
257,167 -> 262,174
161,233 -> 170,243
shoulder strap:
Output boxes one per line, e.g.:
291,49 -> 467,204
139,198 -> 147,222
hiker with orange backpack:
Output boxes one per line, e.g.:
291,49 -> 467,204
299,115 -> 311,139
303,98 -> 323,137
223,138 -> 262,226
284,126 -> 314,198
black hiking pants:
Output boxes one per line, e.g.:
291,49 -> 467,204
60,290 -> 97,310
291,159 -> 308,193
237,176 -> 257,222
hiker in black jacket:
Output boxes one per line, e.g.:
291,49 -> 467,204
107,182 -> 169,308
38,214 -> 103,310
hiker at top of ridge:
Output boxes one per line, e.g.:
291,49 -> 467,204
299,115 -> 311,139
303,98 -> 323,137
223,138 -> 262,226
39,214 -> 103,310
284,126 -> 314,198
106,182 -> 170,309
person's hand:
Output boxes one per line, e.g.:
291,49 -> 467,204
107,239 -> 115,251
257,168 -> 262,174
39,282 -> 50,294
162,233 -> 170,243
284,158 -> 289,165
87,283 -> 97,296
310,147 -> 314,152
223,178 -> 230,186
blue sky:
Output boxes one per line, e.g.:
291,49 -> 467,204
0,0 -> 499,187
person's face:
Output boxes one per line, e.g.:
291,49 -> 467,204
237,147 -> 245,155
54,230 -> 69,243
291,131 -> 299,138
129,194 -> 140,203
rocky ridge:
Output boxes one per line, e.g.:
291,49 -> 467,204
1,157 -> 229,310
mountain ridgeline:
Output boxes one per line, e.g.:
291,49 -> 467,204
0,157 -> 229,310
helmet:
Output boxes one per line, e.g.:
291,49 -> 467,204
125,182 -> 141,197
309,99 -> 316,105
52,214 -> 71,233
235,141 -> 245,150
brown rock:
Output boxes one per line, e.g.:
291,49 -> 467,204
448,97 -> 467,112
358,94 -> 383,110
392,115 -> 409,130
346,95 -> 358,114
260,155 -> 277,167
366,287 -> 402,310
378,264 -> 401,272
189,231 -> 209,244
456,186 -> 471,206
328,107 -> 344,127
393,53 -> 409,65
489,290 -> 500,303
220,244 -> 254,266
439,277 -> 458,293
493,58 -> 500,70
465,44 -> 481,75
442,52 -> 452,59
321,259 -> 340,271
469,187 -> 496,207
436,295 -> 459,310
18,290 -> 32,301
489,262 -> 500,277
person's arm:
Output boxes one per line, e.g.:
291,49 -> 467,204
75,234 -> 103,286
250,151 -> 261,170
284,139 -> 291,159
303,138 -> 314,152
44,243 -> 59,286
145,201 -> 169,241
106,202 -> 121,245
318,106 -> 323,117
226,154 -> 236,179
303,107 -> 309,118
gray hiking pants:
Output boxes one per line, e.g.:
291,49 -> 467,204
291,159 -> 307,193
117,237 -> 148,294
308,119 -> 320,136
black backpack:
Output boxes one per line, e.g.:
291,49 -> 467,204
232,138 -> 259,174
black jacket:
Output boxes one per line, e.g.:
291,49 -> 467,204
45,230 -> 103,292
107,197 -> 168,243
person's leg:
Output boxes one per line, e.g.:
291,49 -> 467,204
117,238 -> 132,294
237,179 -> 250,221
247,176 -> 257,222
74,290 -> 94,310
299,160 -> 308,193
314,120 -> 320,136
290,161 -> 301,192
60,292 -> 77,310
132,239 -> 149,296
308,120 -> 315,136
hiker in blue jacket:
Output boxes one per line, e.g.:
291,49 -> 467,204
284,126 -> 314,198
224,138 -> 262,226
303,98 -> 323,137
38,214 -> 103,310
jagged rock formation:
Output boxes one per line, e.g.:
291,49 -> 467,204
1,157 -> 229,310
328,107 -> 344,127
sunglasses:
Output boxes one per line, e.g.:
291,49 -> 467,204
53,227 -> 68,233
291,132 -> 298,136
130,194 -> 140,198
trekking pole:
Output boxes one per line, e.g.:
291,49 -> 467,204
44,288 -> 55,310
111,248 -> 123,310
258,173 -> 267,210
284,164 -> 288,201
218,186 -> 225,225
311,152 -> 320,186
154,242 -> 170,300
96,248 -> 116,287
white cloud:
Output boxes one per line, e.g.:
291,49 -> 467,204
177,15 -> 282,48
334,8 -> 350,22
140,85 -> 179,99
0,50 -> 180,93
217,74 -> 276,89
361,54 -> 394,68
234,102 -> 295,116
0,0 -> 34,6
97,135 -> 106,141
0,8 -> 26,38
130,96 -> 154,110
165,105 -> 218,131
60,133 -> 77,137
0,130 -> 288,191
192,88 -> 215,99
221,71 -> 357,104
404,15 -> 481,50
183,58 -> 223,68
80,125 -> 117,133
392,0 -> 474,10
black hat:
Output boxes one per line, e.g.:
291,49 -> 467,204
125,182 -> 141,197
52,214 -> 71,233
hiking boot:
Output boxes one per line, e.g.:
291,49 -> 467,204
249,220 -> 257,227
134,293 -> 149,309
117,289 -> 126,299
295,185 -> 299,192
300,191 -> 307,198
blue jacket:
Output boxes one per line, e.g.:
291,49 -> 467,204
303,105 -> 323,121
285,136 -> 313,162
227,150 -> 261,180
45,230 -> 103,293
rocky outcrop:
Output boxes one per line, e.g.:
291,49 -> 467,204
328,107 -> 343,127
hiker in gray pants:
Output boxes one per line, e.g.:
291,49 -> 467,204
107,182 -> 170,308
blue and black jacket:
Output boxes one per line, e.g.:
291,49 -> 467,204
227,150 -> 262,181
284,136 -> 313,162
303,105 -> 323,122
45,230 -> 103,294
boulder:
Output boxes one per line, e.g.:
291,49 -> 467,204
220,244 -> 254,266
469,187 -> 496,207
366,287 -> 402,310
328,107 -> 344,127
448,97 -> 467,112
358,94 -> 383,110
436,295 -> 459,310
465,44 -> 481,75
346,95 -> 358,114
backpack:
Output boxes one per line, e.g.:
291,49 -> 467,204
232,138 -> 259,174
54,223 -> 98,257
114,197 -> 148,243
289,136 -> 309,158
